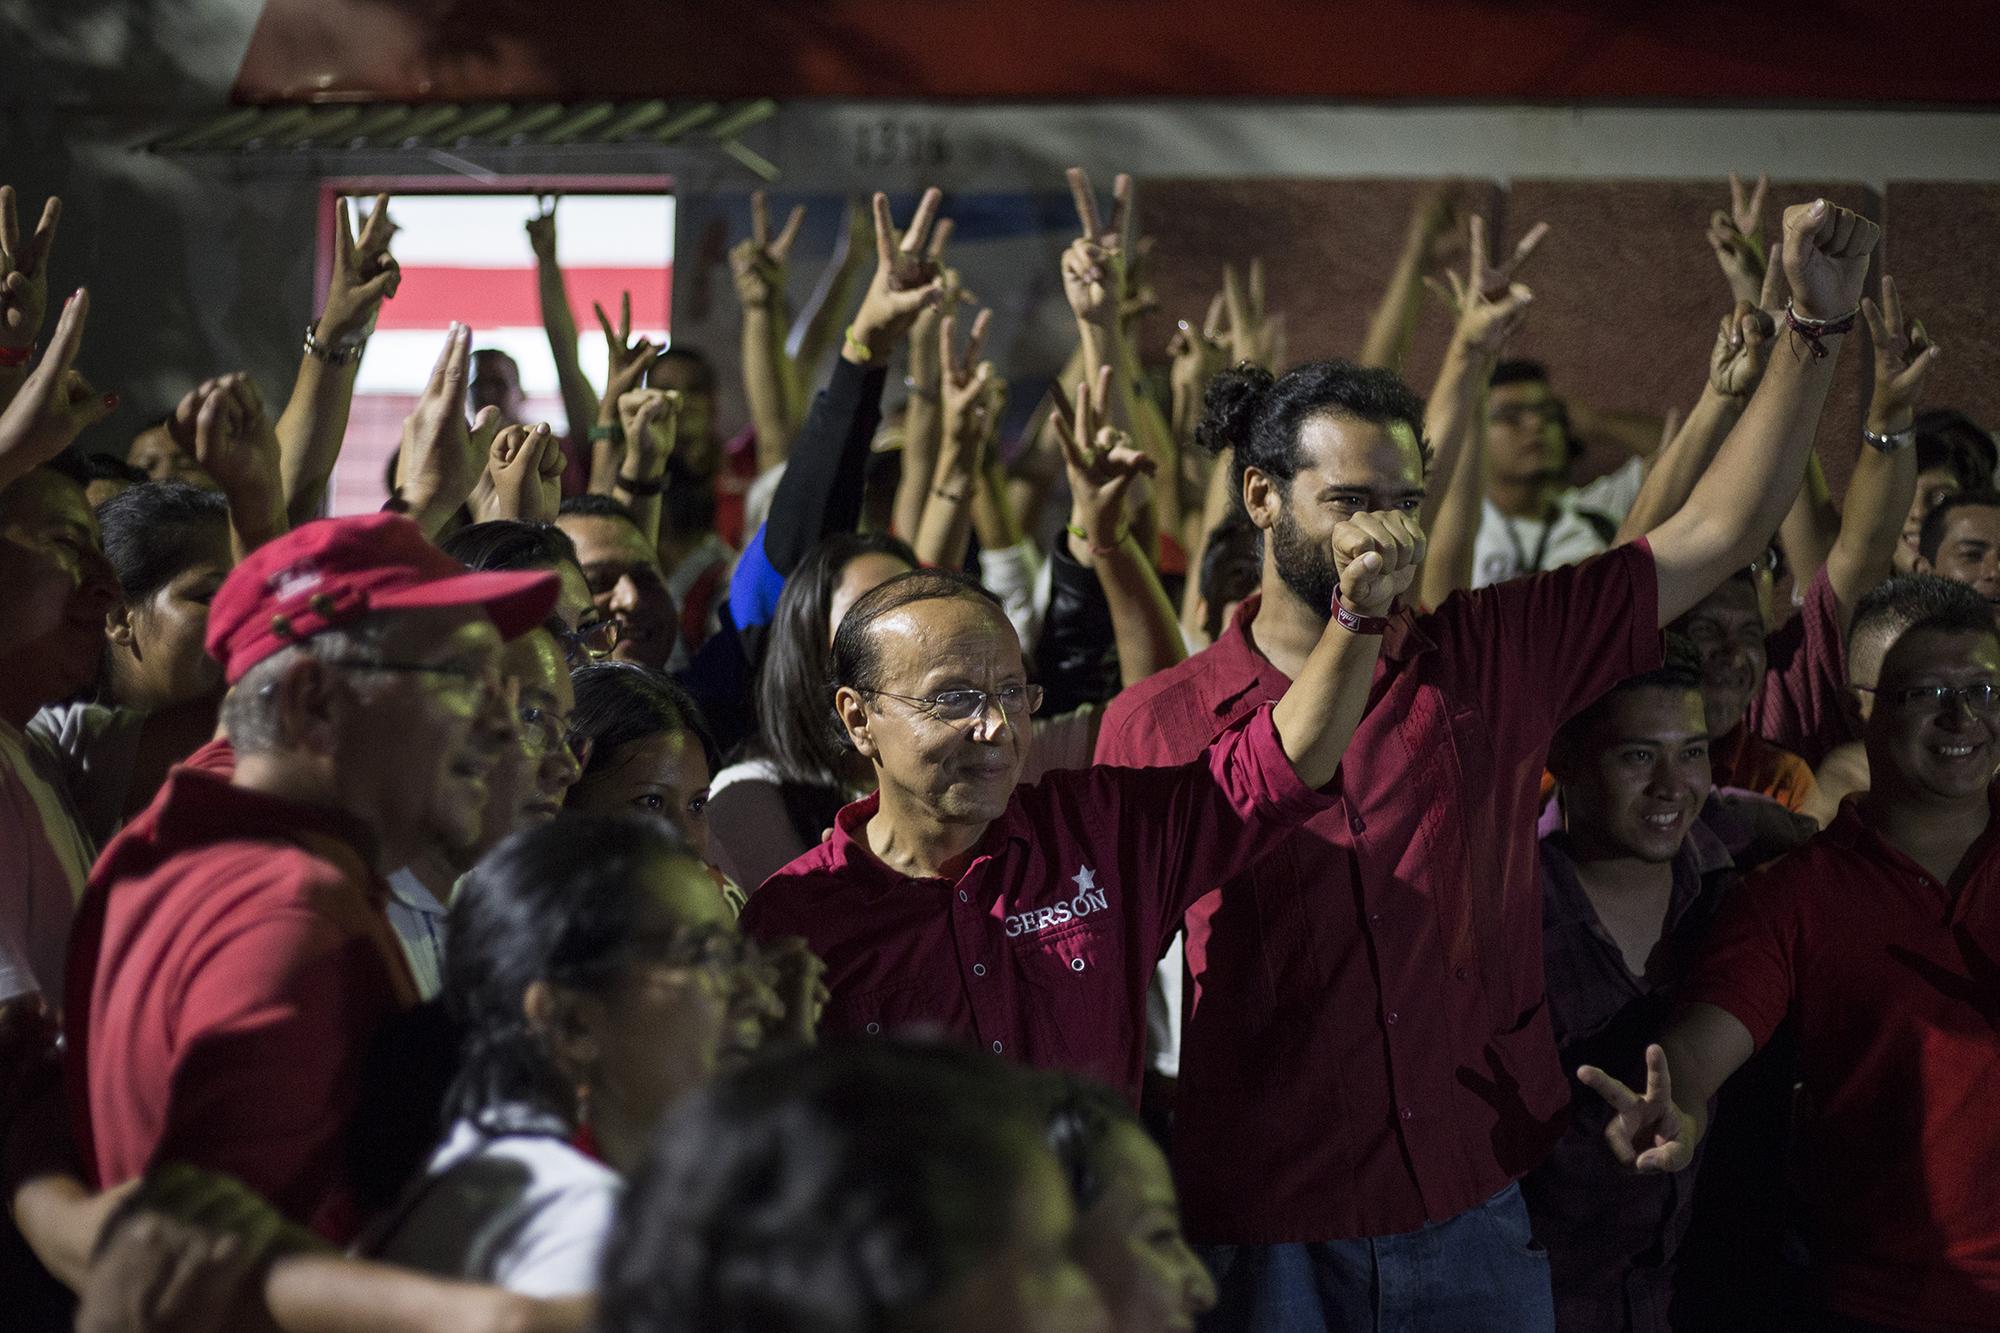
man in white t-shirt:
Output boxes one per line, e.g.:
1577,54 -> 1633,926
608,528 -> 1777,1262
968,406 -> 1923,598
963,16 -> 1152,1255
0,452 -> 121,1005
1473,359 -> 1662,588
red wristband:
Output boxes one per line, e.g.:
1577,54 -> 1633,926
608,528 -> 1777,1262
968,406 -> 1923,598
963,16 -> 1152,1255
1330,592 -> 1393,635
0,343 -> 33,368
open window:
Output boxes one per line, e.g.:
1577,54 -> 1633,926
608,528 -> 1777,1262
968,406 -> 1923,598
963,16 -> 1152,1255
322,180 -> 674,514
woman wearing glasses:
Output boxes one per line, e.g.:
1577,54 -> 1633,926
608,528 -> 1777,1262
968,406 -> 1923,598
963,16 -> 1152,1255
366,815 -> 759,1299
738,379 -> 1426,1101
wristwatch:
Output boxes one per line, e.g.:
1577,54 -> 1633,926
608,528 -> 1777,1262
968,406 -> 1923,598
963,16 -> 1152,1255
1862,427 -> 1915,454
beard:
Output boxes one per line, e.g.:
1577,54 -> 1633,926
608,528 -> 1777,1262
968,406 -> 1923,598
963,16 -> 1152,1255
1270,505 -> 1338,621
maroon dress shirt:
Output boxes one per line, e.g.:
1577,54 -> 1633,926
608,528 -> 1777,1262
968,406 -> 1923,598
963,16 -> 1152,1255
740,705 -> 1335,1099
1096,543 -> 1663,1243
1681,792 -> 2000,1331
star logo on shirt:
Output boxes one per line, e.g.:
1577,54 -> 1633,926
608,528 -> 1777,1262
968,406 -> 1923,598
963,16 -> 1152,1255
1072,865 -> 1097,895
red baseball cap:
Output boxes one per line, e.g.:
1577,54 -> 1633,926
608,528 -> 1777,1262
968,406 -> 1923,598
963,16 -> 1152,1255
206,513 -> 560,684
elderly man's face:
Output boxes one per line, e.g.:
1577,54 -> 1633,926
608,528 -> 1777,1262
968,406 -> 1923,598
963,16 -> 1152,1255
326,607 -> 513,861
841,596 -> 1032,828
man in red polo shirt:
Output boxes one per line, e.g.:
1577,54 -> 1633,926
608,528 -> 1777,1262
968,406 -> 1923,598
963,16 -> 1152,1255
1095,199 -> 1880,1330
62,513 -> 556,1241
740,406 -> 1426,1097
1585,573 -> 2000,1331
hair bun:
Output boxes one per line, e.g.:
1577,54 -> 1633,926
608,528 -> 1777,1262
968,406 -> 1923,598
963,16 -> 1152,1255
1194,363 -> 1276,458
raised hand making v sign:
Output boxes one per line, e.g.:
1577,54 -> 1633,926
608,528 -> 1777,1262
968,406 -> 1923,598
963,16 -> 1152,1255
0,186 -> 61,368
0,288 -> 113,492
844,187 -> 947,365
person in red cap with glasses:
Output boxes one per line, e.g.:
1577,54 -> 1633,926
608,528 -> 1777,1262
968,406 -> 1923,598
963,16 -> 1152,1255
61,511 -> 557,1243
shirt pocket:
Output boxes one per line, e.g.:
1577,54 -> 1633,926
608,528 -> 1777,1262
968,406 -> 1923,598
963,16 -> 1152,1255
1010,919 -> 1131,1077
823,974 -> 964,1042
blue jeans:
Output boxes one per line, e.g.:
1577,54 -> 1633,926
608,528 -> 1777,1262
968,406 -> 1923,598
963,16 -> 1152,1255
1197,1182 -> 1556,1333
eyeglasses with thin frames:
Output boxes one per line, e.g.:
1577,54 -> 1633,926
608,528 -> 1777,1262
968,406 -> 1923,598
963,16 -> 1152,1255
518,703 -> 591,766
317,658 -> 504,698
862,683 -> 1044,725
558,618 -> 619,667
1854,682 -> 2000,716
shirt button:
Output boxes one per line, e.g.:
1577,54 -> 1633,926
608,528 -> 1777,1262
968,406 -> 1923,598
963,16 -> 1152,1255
1368,912 -> 1382,924
865,1022 -> 881,1035
1070,957 -> 1086,972
991,1040 -> 1004,1054
1349,815 -> 1366,834
1400,1106 -> 1414,1121
1455,966 -> 1469,982
972,963 -> 986,977
958,889 -> 970,902
1386,1010 -> 1399,1025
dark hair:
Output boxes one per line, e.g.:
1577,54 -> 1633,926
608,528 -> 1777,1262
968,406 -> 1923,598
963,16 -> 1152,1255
558,493 -> 642,528
829,569 -> 1008,698
1849,573 -> 1996,664
1198,512 -> 1262,642
441,519 -> 580,573
442,814 -> 708,1132
649,344 -> 717,395
755,533 -> 918,787
571,660 -> 722,781
1557,632 -> 1707,748
40,447 -> 93,488
1035,1073 -> 1144,1214
1917,488 -> 2000,564
470,347 -> 521,379
1194,360 -> 1430,511
1489,359 -> 1550,389
597,1040 -> 1046,1333
95,481 -> 230,602
1914,408 -> 1997,490
82,453 -> 152,487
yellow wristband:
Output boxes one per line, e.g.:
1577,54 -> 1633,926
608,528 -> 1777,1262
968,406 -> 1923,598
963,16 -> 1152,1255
844,326 -> 874,362
1066,522 -> 1130,558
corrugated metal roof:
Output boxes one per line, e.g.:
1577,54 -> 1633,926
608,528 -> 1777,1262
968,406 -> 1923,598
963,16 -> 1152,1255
143,99 -> 779,178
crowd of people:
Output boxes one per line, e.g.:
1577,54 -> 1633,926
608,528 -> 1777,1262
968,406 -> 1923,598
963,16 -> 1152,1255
0,161 -> 1993,1333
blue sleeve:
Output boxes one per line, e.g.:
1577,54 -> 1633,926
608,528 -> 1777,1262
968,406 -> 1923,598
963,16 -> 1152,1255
728,524 -> 787,631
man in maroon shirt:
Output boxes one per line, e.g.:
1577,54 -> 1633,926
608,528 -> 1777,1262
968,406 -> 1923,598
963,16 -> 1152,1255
1095,200 -> 1880,1330
741,408 -> 1426,1100
1587,573 -> 2000,1331
63,513 -> 556,1241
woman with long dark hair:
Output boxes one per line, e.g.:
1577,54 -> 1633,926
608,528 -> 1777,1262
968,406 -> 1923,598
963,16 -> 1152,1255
366,814 -> 747,1297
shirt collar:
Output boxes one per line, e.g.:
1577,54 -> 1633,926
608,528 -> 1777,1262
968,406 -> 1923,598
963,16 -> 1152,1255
143,764 -> 385,883
386,865 -> 449,916
823,790 -> 1011,901
1538,795 -> 1737,931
